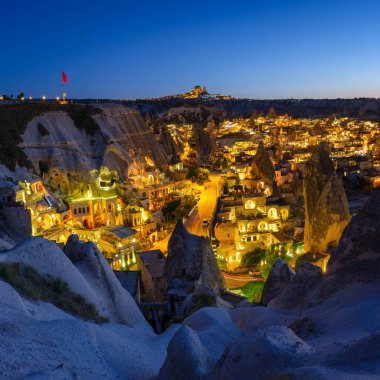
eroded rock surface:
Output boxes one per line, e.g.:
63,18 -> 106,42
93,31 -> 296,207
323,187 -> 380,295
269,262 -> 323,311
210,326 -> 315,380
164,220 -> 224,292
303,143 -> 350,253
261,259 -> 295,306
250,141 -> 275,189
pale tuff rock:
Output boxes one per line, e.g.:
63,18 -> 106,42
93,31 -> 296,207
183,307 -> 241,362
159,124 -> 179,160
64,234 -> 152,332
268,262 -> 323,311
0,236 -> 151,333
209,326 -> 315,380
303,143 -> 350,253
250,141 -> 275,188
164,219 -> 224,292
261,259 -> 295,306
323,187 -> 380,295
20,104 -> 169,179
193,122 -> 218,163
156,325 -> 213,380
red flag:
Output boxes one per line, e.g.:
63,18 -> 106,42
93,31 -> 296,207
62,71 -> 68,85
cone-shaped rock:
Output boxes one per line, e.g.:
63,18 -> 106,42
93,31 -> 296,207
261,259 -> 295,306
303,143 -> 350,253
164,219 -> 224,291
251,142 -> 275,188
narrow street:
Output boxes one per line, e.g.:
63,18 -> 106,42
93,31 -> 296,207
185,173 -> 220,237
153,173 -> 250,290
153,174 -> 220,252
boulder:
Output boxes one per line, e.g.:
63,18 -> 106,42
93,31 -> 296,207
209,326 -> 314,380
156,325 -> 213,380
261,259 -> 295,306
323,187 -> 380,295
183,307 -> 241,362
269,262 -> 323,311
303,143 -> 350,253
164,219 -> 224,292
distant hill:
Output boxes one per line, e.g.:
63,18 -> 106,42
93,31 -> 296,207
124,97 -> 380,120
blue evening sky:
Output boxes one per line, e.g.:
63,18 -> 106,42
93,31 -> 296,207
1,0 -> 380,99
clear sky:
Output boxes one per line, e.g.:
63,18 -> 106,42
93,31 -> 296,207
2,0 -> 380,99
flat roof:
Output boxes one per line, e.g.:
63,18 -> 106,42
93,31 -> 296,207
103,225 -> 137,239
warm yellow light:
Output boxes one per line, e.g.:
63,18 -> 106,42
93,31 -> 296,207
29,96 -> 32,100
42,96 -> 46,100
56,97 -> 60,101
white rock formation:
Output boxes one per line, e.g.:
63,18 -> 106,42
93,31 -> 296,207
157,325 -> 213,380
19,104 -> 169,179
0,236 -> 152,333
210,326 -> 315,380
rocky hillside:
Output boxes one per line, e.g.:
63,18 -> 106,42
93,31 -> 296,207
0,188 -> 379,378
0,103 -> 172,181
126,97 -> 380,120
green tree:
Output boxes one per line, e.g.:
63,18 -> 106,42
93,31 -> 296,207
241,248 -> 266,270
162,200 -> 180,220
186,166 -> 209,184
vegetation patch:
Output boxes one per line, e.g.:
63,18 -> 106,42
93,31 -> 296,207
0,262 -> 108,323
231,281 -> 265,303
186,166 -> 210,184
162,195 -> 197,221
65,104 -> 101,136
